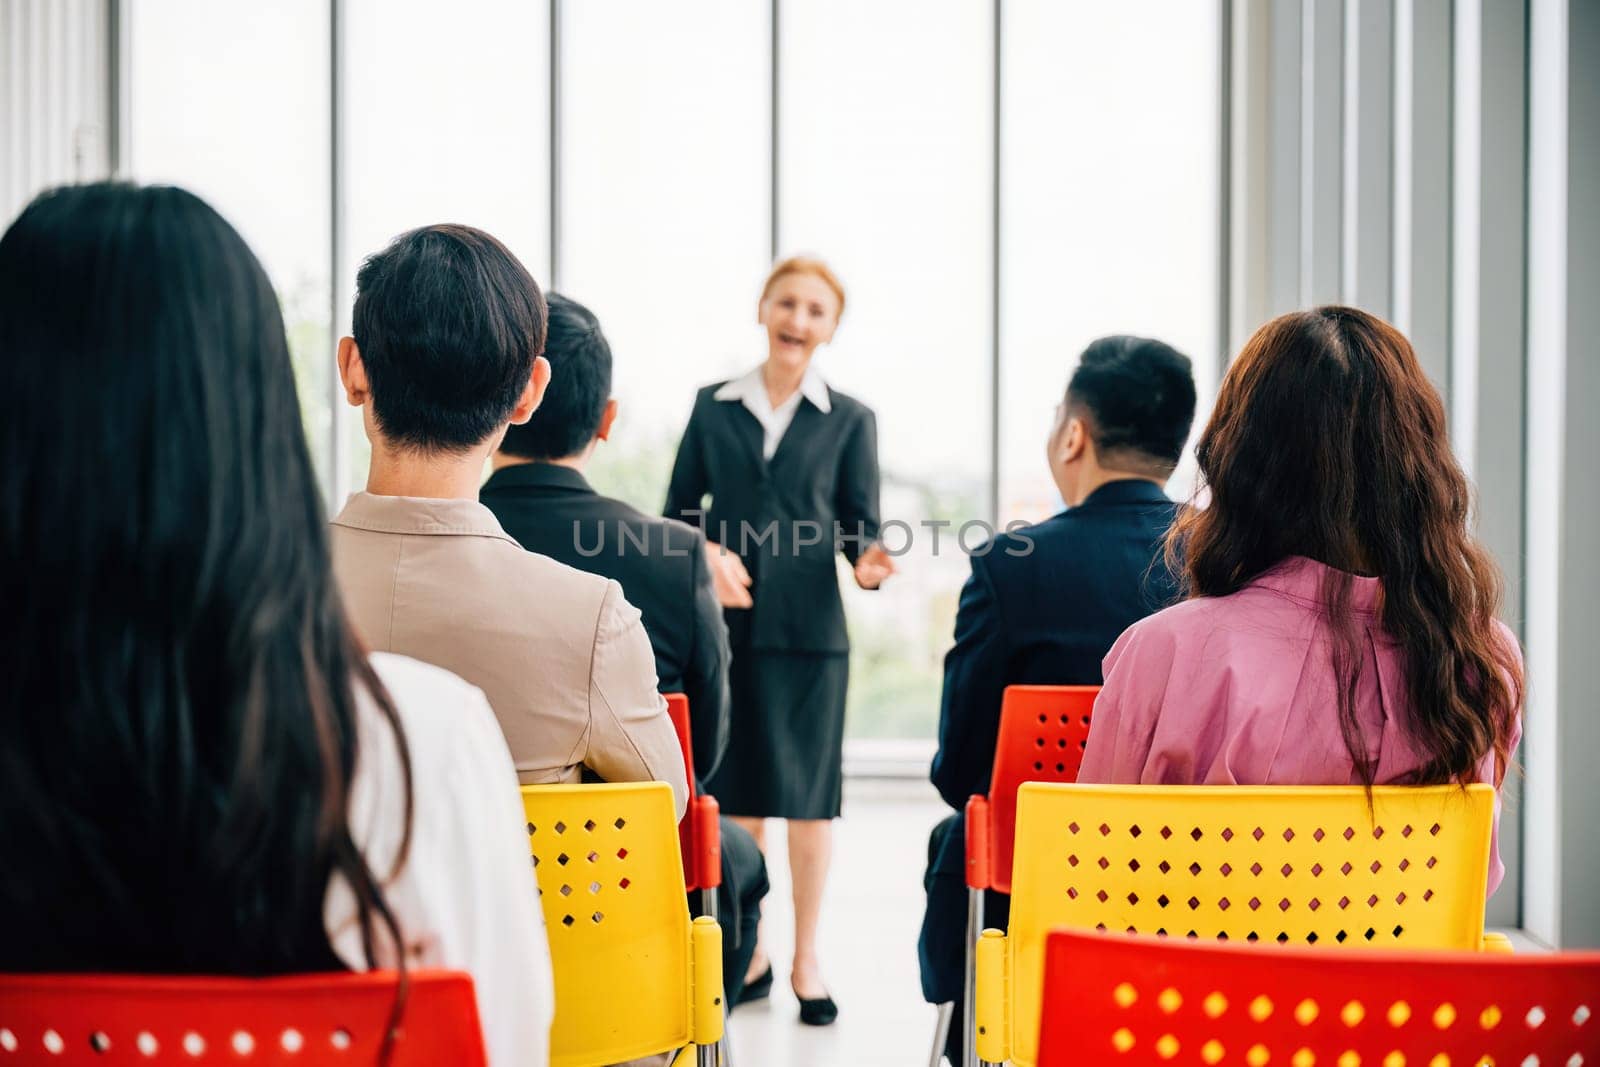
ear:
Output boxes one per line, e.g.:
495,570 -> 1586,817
596,397 -> 620,442
336,337 -> 368,407
818,313 -> 839,345
508,355 -> 552,426
756,295 -> 770,326
1061,415 -> 1090,464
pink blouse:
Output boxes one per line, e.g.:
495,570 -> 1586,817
1078,556 -> 1522,894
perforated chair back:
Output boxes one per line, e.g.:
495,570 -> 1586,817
1036,928 -> 1600,1066
981,783 -> 1495,1066
664,694 -> 722,893
522,782 -> 722,1067
0,970 -> 485,1065
969,685 -> 1098,894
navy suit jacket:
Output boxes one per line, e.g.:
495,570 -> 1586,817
929,479 -> 1182,810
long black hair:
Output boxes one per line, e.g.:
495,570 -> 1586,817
0,183 -> 413,976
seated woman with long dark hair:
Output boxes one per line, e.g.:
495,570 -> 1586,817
1080,306 -> 1523,892
0,183 -> 552,1063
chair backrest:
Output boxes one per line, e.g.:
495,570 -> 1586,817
663,693 -> 718,892
1037,928 -> 1600,1066
0,970 -> 485,1065
522,781 -> 694,1066
982,685 -> 1099,893
1004,782 -> 1495,1066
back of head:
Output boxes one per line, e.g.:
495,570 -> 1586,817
499,291 -> 612,461
1170,305 -> 1521,787
0,182 -> 405,973
353,224 -> 547,452
1065,335 -> 1197,477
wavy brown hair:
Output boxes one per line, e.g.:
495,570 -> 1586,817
1167,306 -> 1521,788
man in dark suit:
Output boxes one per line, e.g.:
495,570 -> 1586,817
921,336 -> 1198,1063
481,292 -> 768,1011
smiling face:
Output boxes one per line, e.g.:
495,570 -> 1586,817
759,270 -> 842,372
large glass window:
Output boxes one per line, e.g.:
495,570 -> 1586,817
121,4 -> 1223,747
558,0 -> 770,511
999,1 -> 1221,522
341,0 -> 551,495
128,0 -> 333,488
779,0 -> 994,742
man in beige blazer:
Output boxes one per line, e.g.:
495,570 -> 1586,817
327,223 -> 685,817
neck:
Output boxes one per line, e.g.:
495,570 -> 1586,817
1068,467 -> 1165,508
364,440 -> 492,500
762,358 -> 807,406
490,449 -> 590,474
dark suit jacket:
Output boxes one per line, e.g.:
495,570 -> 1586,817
929,479 -> 1181,810
480,462 -> 731,781
664,382 -> 881,653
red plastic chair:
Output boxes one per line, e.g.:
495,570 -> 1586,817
938,685 -> 1099,1066
1036,928 -> 1600,1066
0,970 -> 486,1065
664,693 -> 722,918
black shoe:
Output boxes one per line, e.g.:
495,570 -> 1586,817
738,965 -> 773,1005
795,988 -> 838,1026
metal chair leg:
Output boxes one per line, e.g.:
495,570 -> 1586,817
697,1043 -> 717,1067
963,886 -> 981,1067
699,887 -> 730,1065
929,1001 -> 954,1067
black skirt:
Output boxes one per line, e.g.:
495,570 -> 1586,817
705,648 -> 850,819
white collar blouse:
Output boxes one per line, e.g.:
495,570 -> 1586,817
714,363 -> 832,460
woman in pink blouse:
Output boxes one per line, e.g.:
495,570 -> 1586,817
1079,306 -> 1524,893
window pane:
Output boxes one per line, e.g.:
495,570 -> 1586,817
129,0 -> 333,489
559,0 -> 770,512
999,1 -> 1221,522
342,0 -> 552,495
780,0 -> 994,742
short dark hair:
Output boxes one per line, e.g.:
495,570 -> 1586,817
352,224 -> 546,452
499,292 -> 613,461
1065,335 -> 1197,473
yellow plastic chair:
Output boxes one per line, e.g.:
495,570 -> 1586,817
522,782 -> 724,1067
974,782 -> 1498,1067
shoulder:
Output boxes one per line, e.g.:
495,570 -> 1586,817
1109,595 -> 1230,658
694,383 -> 730,409
988,512 -> 1068,553
496,539 -> 617,606
823,387 -> 874,422
604,495 -> 703,543
967,511 -> 1093,578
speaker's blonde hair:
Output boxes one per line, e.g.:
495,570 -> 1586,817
760,256 -> 846,318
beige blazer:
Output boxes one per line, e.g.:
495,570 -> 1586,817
330,493 -> 687,818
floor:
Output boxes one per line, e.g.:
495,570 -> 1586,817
726,777 -> 948,1067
